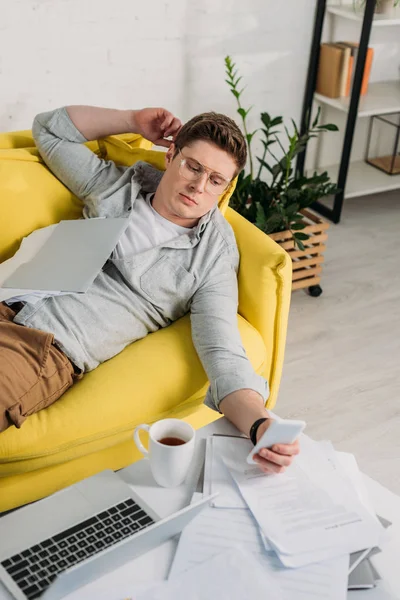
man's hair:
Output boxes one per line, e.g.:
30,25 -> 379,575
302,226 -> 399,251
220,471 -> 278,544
173,112 -> 247,177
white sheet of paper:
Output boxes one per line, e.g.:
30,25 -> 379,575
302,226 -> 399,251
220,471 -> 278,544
169,495 -> 349,600
170,493 -> 268,571
0,224 -> 67,303
137,547 -> 282,600
258,446 -> 382,569
220,436 -> 384,560
204,436 -> 249,509
260,530 -> 349,569
334,451 -> 377,517
204,411 -> 294,510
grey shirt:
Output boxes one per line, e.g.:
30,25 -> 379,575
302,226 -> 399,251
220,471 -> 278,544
14,107 -> 269,411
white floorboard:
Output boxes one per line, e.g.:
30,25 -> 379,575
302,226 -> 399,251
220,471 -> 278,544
277,190 -> 400,494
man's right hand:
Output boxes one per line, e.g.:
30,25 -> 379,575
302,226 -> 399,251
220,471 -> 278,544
132,108 -> 182,148
252,418 -> 300,475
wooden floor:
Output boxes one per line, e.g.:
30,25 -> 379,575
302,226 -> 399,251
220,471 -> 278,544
277,190 -> 400,495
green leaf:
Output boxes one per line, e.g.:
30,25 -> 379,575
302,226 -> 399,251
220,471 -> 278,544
260,113 -> 270,127
237,172 -> 252,192
271,163 -> 282,177
232,90 -> 240,100
261,139 -> 276,149
255,203 -> 266,229
285,203 -> 300,216
317,123 -> 339,131
256,157 -> 274,175
295,239 -> 305,251
237,106 -> 252,119
291,119 -> 300,136
270,116 -> 283,127
265,213 -> 284,233
246,131 -> 257,144
291,214 -> 304,223
312,106 -> 321,129
279,156 -> 290,171
293,232 -> 309,240
291,222 -> 307,230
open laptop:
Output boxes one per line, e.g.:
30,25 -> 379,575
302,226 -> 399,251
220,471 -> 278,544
0,470 -> 215,600
3,218 -> 129,294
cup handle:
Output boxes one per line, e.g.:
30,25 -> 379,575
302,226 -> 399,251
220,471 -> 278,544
133,424 -> 150,457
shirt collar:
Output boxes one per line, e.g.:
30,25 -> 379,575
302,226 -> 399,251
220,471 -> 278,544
195,204 -> 216,236
133,160 -> 216,238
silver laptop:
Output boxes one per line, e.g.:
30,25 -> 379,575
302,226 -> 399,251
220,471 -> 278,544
0,470 -> 215,600
3,218 -> 129,294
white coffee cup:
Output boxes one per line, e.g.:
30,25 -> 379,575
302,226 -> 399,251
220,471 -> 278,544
133,418 -> 195,488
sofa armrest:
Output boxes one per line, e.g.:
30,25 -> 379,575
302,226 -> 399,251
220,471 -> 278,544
225,207 -> 292,409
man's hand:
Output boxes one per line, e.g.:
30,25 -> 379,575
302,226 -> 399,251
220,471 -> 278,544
218,390 -> 301,476
252,418 -> 300,475
132,108 -> 182,148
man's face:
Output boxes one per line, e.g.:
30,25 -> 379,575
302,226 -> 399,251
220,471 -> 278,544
153,140 -> 237,228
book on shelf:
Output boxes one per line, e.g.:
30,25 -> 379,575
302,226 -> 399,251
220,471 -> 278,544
339,42 -> 374,96
335,43 -> 352,97
316,42 -> 374,99
316,43 -> 343,98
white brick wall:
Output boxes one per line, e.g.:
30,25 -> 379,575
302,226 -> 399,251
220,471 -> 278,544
1,0 -> 316,160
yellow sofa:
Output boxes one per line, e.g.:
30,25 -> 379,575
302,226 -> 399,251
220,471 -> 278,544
0,130 -> 292,512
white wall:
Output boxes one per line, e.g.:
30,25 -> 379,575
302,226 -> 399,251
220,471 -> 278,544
1,0 -> 317,162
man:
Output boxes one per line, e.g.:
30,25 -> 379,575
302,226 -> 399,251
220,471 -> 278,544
0,104 -> 299,474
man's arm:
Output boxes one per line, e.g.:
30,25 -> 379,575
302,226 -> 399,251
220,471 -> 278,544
190,250 -> 269,414
190,251 -> 299,474
66,105 -> 181,144
32,105 -> 181,212
32,107 -> 134,207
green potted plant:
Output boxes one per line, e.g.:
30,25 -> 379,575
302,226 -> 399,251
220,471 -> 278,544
225,56 -> 339,295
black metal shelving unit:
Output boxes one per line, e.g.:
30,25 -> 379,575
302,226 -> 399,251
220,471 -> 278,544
297,0 -> 377,224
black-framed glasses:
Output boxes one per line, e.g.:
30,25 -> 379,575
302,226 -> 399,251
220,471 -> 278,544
178,149 -> 231,196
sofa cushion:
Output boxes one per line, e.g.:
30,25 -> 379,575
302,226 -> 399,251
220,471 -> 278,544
0,314 -> 267,476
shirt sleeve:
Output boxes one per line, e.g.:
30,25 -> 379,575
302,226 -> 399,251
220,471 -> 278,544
32,107 -> 128,216
190,247 -> 269,412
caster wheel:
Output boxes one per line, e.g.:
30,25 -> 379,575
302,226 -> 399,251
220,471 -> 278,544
308,284 -> 323,297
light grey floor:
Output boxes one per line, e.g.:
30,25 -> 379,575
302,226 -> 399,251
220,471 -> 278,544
277,190 -> 400,495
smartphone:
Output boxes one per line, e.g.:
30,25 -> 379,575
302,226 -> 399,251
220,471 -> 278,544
246,418 -> 306,465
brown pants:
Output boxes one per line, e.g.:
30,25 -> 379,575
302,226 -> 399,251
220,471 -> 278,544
0,302 -> 83,433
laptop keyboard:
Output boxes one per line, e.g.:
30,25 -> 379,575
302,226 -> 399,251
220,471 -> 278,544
1,498 -> 154,600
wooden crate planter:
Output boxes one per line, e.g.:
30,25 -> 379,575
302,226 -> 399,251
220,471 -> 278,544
269,209 -> 329,294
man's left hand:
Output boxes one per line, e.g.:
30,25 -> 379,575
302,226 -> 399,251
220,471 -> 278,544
253,418 -> 300,474
132,107 -> 182,148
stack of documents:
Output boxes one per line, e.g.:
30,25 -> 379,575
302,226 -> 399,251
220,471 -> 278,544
215,433 -> 386,568
169,492 -> 349,599
168,431 -> 390,597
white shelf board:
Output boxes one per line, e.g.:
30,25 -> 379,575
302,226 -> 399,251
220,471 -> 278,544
315,80 -> 400,117
327,5 -> 400,26
313,160 -> 400,198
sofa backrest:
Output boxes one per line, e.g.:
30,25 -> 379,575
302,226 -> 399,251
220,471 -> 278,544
0,131 -> 236,263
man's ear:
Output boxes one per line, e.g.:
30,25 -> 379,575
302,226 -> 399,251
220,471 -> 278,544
165,143 -> 176,168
